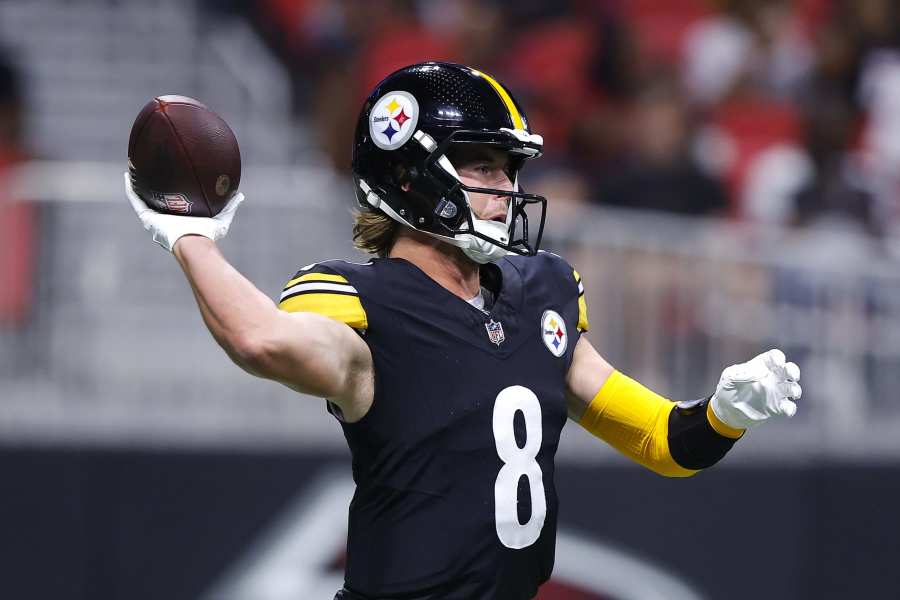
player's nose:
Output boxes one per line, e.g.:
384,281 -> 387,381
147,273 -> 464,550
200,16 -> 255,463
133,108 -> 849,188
491,179 -> 513,200
495,177 -> 514,193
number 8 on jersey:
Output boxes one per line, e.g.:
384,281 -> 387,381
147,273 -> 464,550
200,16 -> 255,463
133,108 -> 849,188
493,385 -> 547,549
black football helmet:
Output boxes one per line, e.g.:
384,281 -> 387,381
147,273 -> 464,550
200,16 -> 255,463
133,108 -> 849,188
351,61 -> 546,263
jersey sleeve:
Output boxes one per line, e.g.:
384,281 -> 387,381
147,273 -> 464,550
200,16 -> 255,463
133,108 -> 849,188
535,250 -> 590,333
277,264 -> 368,330
572,269 -> 589,332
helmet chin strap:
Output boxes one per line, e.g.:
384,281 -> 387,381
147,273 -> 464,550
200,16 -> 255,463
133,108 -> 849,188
457,181 -> 515,264
359,176 -> 496,258
458,218 -> 510,264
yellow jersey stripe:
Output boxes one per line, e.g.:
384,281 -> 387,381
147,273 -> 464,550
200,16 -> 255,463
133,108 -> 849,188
577,295 -> 589,332
473,70 -> 525,130
278,292 -> 368,330
573,270 -> 589,331
283,272 -> 349,290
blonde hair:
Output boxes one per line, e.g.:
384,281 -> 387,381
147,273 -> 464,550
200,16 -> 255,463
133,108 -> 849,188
352,209 -> 399,257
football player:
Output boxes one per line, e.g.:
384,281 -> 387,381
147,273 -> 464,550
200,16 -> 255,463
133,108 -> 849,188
125,62 -> 801,600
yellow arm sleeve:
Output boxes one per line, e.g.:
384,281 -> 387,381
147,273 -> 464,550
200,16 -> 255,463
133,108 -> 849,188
578,370 -> 697,478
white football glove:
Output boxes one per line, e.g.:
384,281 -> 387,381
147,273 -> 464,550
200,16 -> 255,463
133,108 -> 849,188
124,172 -> 244,252
710,349 -> 801,430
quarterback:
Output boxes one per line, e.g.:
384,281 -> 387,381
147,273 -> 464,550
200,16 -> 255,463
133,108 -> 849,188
125,63 -> 801,600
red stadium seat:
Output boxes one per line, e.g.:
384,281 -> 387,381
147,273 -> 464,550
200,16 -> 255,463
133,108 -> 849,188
357,24 -> 459,100
624,0 -> 712,63
501,20 -> 601,150
710,99 -> 803,215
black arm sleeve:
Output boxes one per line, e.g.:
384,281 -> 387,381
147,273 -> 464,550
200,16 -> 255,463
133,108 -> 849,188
667,397 -> 742,470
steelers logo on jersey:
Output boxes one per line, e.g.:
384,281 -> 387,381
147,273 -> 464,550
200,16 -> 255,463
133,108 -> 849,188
369,91 -> 419,150
541,310 -> 567,357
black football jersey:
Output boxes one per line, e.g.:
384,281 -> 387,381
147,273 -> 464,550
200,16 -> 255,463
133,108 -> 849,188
278,252 -> 589,600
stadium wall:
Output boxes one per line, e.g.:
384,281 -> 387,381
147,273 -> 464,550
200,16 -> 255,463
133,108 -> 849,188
4,447 -> 896,600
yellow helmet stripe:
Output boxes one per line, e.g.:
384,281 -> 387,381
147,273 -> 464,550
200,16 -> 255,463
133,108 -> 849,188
472,69 -> 525,130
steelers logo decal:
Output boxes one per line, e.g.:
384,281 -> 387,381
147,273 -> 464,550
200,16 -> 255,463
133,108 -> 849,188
369,91 -> 419,150
541,310 -> 567,357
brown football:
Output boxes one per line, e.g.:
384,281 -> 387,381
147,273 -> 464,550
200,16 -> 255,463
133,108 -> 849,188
128,95 -> 241,217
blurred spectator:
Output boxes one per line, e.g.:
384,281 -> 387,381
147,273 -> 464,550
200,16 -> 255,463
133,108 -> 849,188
416,0 -> 507,70
625,0 -> 712,67
851,0 -> 900,241
499,4 -> 631,153
245,0 -> 900,232
708,96 -> 808,222
796,12 -> 862,114
858,51 -> 900,238
851,0 -> 900,51
0,47 -> 35,327
592,72 -> 728,216
792,95 -> 878,235
524,167 -> 590,237
0,47 -> 22,155
682,0 -> 814,108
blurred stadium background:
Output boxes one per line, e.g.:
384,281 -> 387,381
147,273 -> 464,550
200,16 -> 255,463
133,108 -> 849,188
1,0 -> 899,598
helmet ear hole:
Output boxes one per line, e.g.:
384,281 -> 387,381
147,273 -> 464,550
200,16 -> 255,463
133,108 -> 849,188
391,162 -> 409,186
392,163 -> 421,190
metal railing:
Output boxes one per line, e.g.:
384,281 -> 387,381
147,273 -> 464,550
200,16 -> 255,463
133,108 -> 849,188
1,161 -> 897,462
0,0 -> 295,164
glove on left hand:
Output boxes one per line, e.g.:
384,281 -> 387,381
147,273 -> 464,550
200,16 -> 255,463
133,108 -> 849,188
711,349 -> 802,430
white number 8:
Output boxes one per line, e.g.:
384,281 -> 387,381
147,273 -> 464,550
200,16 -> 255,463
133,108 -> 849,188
493,385 -> 546,549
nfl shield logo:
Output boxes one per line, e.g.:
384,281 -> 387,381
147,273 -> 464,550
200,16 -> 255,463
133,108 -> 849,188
485,319 -> 505,346
151,191 -> 193,214
162,193 -> 192,214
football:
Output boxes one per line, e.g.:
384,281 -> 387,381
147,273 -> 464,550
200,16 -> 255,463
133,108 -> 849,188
127,95 -> 241,217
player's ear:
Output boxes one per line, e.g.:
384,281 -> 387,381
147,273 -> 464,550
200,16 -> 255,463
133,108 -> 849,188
392,163 -> 413,192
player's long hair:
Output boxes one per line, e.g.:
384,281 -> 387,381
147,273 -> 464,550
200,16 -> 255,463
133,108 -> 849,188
352,209 -> 398,257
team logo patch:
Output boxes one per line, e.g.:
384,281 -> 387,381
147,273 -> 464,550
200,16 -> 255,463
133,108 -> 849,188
541,310 -> 567,357
485,319 -> 506,346
369,90 -> 419,150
